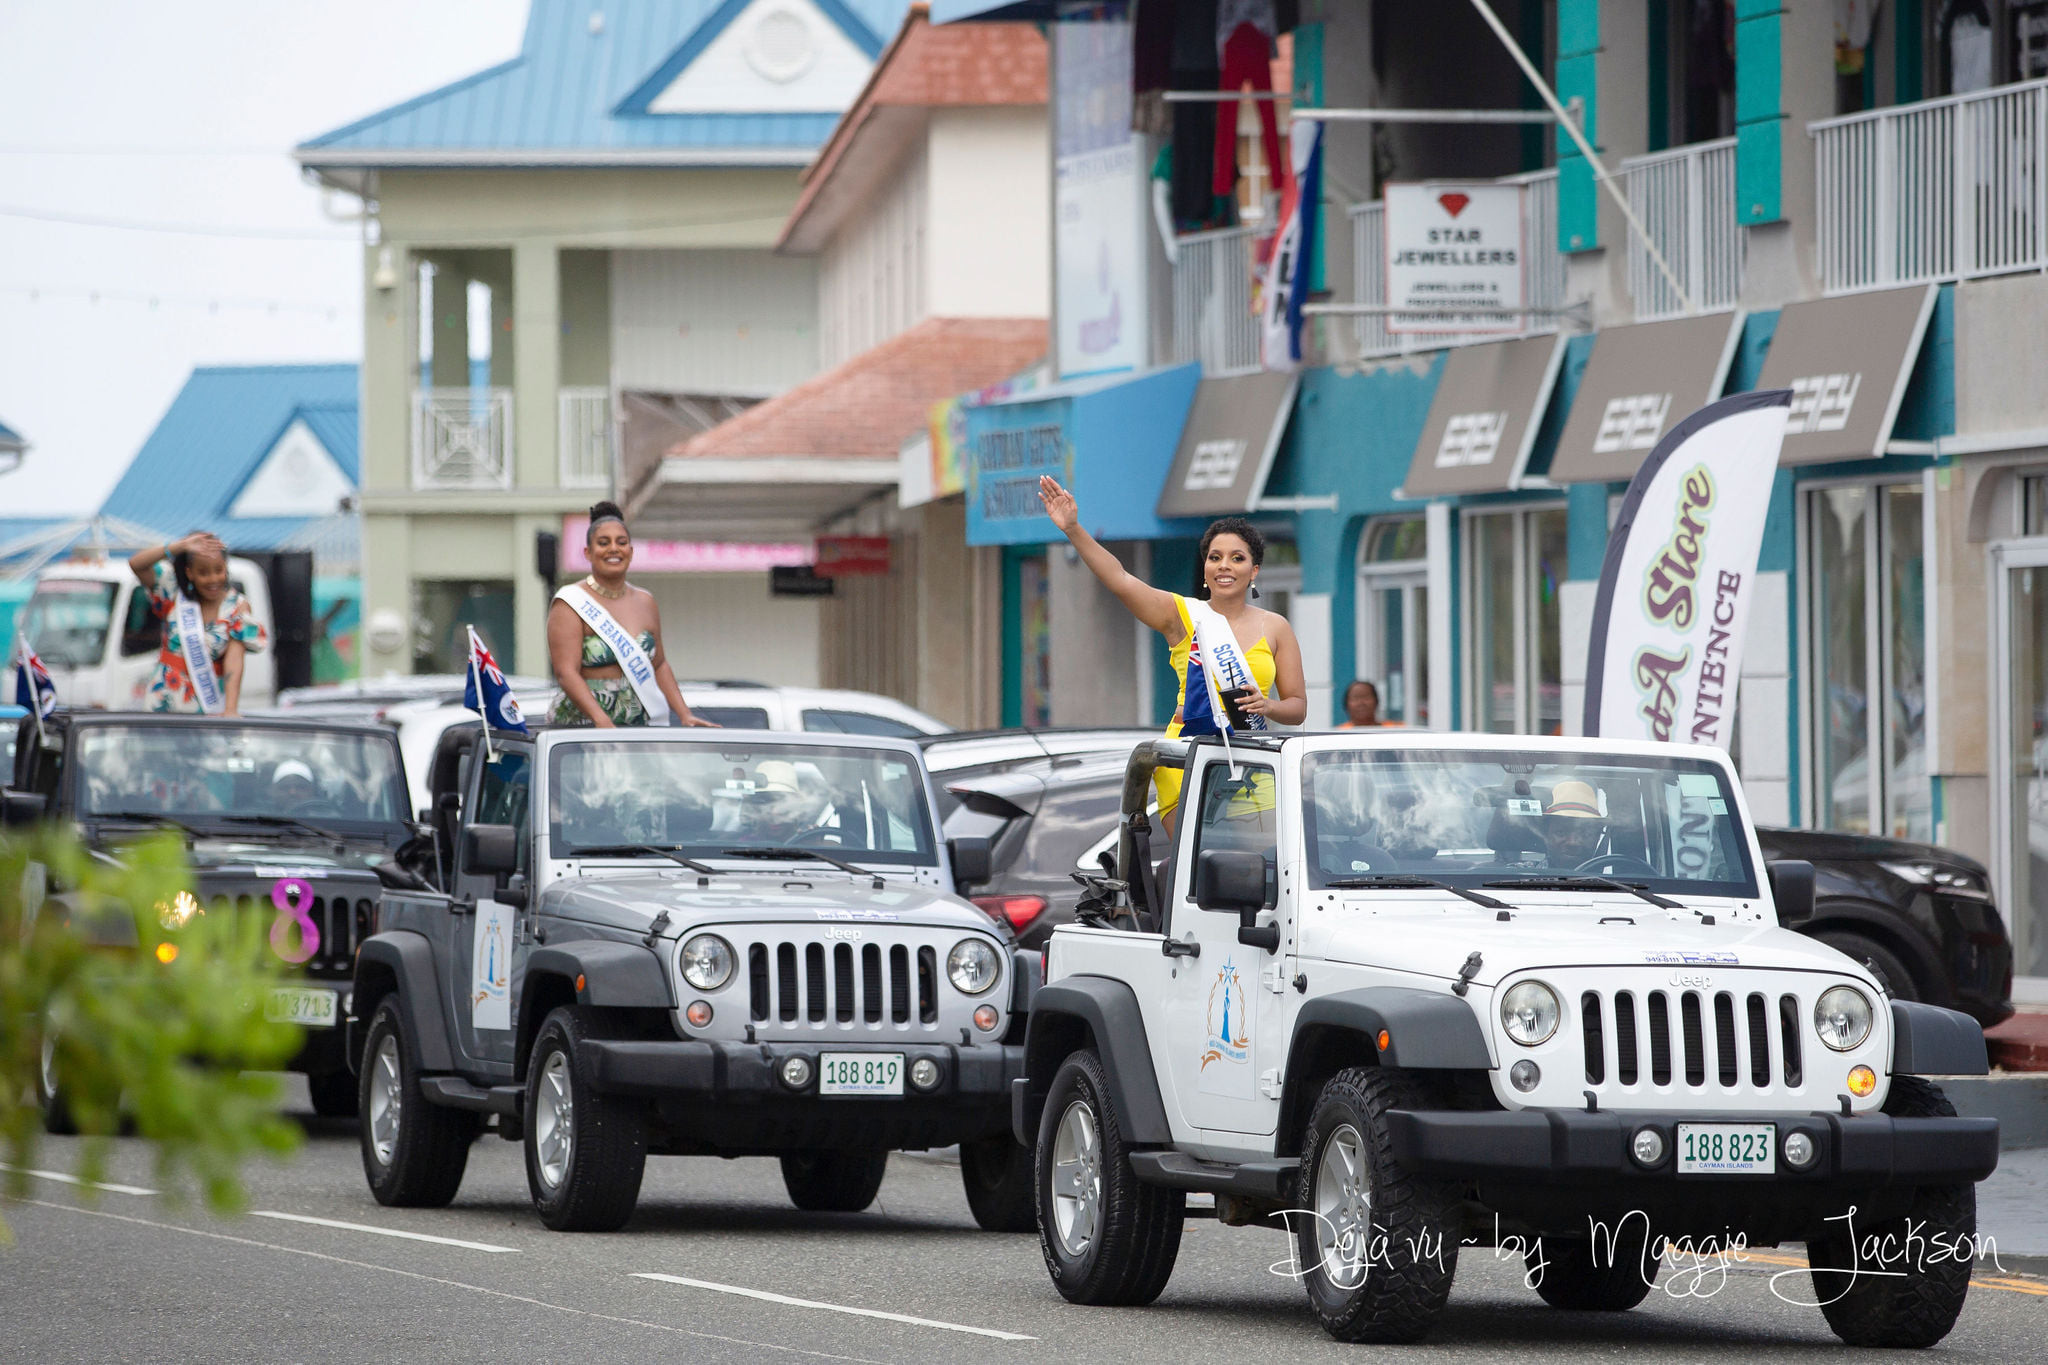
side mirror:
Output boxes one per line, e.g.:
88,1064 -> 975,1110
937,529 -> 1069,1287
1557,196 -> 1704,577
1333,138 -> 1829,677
948,835 -> 993,886
463,823 -> 520,877
2,789 -> 48,827
1195,849 -> 1267,914
1768,859 -> 1816,926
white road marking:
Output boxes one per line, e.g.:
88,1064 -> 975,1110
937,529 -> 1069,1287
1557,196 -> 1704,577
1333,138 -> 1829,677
633,1272 -> 1038,1342
249,1209 -> 516,1253
0,1163 -> 157,1196
20,1201 -> 887,1363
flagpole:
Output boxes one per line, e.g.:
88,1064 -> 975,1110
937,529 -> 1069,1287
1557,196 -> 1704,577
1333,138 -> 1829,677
467,626 -> 495,765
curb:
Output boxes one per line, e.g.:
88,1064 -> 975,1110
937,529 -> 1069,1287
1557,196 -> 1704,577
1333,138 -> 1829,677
1941,1072 -> 2048,1150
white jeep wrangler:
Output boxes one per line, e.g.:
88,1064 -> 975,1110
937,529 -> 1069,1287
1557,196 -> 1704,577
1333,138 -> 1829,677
1016,732 -> 1999,1346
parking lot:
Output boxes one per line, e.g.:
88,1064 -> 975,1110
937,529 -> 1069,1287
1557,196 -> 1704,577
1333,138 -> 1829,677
2,1080 -> 2042,1363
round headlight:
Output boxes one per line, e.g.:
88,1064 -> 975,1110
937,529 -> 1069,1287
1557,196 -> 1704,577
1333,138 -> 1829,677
947,938 -> 1001,995
1500,981 -> 1561,1047
1814,985 -> 1874,1051
679,934 -> 735,991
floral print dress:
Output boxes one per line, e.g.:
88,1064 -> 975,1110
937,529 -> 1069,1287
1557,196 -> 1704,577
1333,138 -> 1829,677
143,560 -> 267,713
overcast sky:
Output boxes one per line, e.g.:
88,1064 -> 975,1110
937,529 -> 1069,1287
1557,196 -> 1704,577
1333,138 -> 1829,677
0,0 -> 531,517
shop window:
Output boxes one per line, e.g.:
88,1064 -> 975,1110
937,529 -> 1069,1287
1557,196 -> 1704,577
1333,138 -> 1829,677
1464,506 -> 1567,735
1357,519 -> 1429,726
412,579 -> 516,676
1807,484 -> 1929,839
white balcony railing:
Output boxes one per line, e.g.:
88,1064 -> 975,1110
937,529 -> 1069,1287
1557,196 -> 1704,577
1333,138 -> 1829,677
411,388 -> 513,491
1350,169 -> 1563,360
1622,137 -> 1741,320
1813,78 -> 2048,295
557,387 -> 613,490
1169,225 -> 1263,375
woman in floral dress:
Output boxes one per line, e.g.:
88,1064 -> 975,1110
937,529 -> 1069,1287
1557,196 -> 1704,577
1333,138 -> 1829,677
127,532 -> 267,715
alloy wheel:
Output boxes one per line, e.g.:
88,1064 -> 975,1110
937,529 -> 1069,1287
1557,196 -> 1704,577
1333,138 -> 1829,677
1314,1122 -> 1373,1289
368,1036 -> 402,1168
1049,1098 -> 1101,1257
534,1049 -> 575,1191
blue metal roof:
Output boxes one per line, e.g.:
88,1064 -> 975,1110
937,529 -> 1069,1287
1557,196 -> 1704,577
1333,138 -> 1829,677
298,0 -> 910,166
0,418 -> 24,449
97,364 -> 359,551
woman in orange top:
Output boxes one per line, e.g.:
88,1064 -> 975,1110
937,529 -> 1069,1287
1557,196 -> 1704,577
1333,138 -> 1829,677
1038,474 -> 1306,829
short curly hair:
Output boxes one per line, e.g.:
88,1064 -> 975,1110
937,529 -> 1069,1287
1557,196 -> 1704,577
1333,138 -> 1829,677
1193,517 -> 1266,599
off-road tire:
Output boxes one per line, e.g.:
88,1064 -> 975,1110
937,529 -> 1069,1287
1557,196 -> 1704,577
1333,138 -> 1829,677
960,1133 -> 1037,1232
307,1067 -> 359,1118
780,1151 -> 889,1212
1807,1075 -> 1974,1348
360,998 -> 477,1207
1529,1221 -> 1660,1311
1295,1068 -> 1462,1343
1816,932 -> 1920,1004
36,1025 -> 77,1136
524,1006 -> 648,1232
1034,1048 -> 1184,1306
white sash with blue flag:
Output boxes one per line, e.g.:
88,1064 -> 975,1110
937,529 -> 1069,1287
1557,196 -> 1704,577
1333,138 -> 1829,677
554,584 -> 669,725
1180,596 -> 1269,739
172,595 -> 225,714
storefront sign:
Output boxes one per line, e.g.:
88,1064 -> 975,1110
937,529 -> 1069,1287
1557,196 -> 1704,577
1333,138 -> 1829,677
1398,335 -> 1566,497
1752,284 -> 1936,464
561,517 -> 812,573
814,536 -> 891,576
770,565 -> 835,597
1156,372 -> 1298,518
1053,11 -> 1143,378
1550,313 -> 1744,483
1583,390 -> 1792,748
1384,181 -> 1527,335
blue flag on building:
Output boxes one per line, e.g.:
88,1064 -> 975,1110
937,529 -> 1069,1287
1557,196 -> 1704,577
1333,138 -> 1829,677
464,626 -> 529,735
13,640 -> 56,718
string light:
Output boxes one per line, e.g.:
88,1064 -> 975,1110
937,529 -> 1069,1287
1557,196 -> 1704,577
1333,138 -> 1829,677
0,282 -> 346,321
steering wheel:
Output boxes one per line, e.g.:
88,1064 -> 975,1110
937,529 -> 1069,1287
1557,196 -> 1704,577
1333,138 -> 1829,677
1575,853 -> 1660,879
785,826 -> 846,847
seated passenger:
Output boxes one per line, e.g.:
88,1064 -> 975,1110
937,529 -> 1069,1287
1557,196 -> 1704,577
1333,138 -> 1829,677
1543,780 -> 1607,869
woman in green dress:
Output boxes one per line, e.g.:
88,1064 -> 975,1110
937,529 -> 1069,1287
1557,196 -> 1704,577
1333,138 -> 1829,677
546,501 -> 712,727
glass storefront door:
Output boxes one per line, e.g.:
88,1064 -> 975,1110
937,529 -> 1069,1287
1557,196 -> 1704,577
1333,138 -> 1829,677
1357,519 -> 1428,726
1999,546 -> 2048,986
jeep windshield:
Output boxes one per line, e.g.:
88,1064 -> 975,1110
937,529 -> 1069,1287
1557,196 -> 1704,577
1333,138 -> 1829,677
548,740 -> 937,867
1302,748 -> 1757,899
75,723 -> 409,835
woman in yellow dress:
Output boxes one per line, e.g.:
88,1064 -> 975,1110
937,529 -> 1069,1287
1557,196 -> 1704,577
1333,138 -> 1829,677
1038,474 -> 1307,830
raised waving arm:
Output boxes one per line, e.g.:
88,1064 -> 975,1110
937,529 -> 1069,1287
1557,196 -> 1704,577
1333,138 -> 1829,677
1038,475 -> 1182,639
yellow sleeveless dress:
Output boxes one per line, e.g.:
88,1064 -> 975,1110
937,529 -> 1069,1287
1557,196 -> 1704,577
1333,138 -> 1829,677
1155,594 -> 1276,816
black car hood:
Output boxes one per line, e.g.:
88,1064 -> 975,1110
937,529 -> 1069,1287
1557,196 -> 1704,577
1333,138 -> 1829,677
1755,825 -> 1986,875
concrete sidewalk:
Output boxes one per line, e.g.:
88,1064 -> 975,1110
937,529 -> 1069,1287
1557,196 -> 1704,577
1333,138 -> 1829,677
1978,1145 -> 2048,1265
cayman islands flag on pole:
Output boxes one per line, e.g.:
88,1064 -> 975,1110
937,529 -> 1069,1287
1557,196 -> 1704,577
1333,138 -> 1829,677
463,626 -> 529,735
14,640 -> 56,718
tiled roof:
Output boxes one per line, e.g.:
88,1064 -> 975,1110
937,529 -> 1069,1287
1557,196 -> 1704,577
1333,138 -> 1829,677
298,0 -> 911,167
782,7 -> 1044,246
672,316 -> 1045,459
97,364 -> 359,551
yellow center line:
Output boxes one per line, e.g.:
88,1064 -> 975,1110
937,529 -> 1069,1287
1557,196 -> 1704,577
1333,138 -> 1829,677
1661,1250 -> 2048,1297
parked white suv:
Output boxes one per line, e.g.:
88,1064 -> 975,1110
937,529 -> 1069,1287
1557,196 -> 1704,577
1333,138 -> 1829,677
1016,732 -> 1998,1346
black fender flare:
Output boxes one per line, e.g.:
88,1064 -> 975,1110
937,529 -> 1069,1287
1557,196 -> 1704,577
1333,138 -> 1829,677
1018,975 -> 1170,1146
1890,1000 -> 1990,1076
1276,987 -> 1494,1154
353,931 -> 454,1074
525,940 -> 675,1010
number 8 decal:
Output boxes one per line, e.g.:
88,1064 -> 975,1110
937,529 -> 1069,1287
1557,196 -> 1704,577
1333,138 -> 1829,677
270,878 -> 320,965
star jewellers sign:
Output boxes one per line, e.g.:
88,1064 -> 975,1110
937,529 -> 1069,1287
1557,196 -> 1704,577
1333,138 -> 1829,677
1383,181 -> 1527,336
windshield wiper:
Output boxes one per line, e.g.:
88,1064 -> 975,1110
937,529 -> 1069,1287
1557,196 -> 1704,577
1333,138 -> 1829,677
92,810 -> 202,840
1483,875 -> 1685,910
218,813 -> 345,847
1323,874 -> 1514,911
570,844 -> 721,883
721,846 -> 885,890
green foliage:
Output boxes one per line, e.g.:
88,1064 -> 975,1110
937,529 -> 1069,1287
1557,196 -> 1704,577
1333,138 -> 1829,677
1,827 -> 303,1230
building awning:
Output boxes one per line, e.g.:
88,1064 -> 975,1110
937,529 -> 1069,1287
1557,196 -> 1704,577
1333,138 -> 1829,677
965,364 -> 1205,546
1398,334 -> 1567,498
1547,313 -> 1744,484
1154,372 -> 1299,519
1752,284 -> 1937,465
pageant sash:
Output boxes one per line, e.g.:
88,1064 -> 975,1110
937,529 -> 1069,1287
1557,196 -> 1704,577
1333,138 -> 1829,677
173,595 -> 225,714
1185,596 -> 1269,733
555,584 -> 668,724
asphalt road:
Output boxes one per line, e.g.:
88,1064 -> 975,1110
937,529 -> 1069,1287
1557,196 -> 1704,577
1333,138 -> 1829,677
3,1078 -> 2045,1363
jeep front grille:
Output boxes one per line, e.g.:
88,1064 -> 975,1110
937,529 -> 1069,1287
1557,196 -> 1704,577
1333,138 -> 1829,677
748,941 -> 939,1028
205,889 -> 371,978
1580,988 -> 1807,1093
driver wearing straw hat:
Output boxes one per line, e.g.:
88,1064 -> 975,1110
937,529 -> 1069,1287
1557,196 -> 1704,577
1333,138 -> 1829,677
1543,779 -> 1607,868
